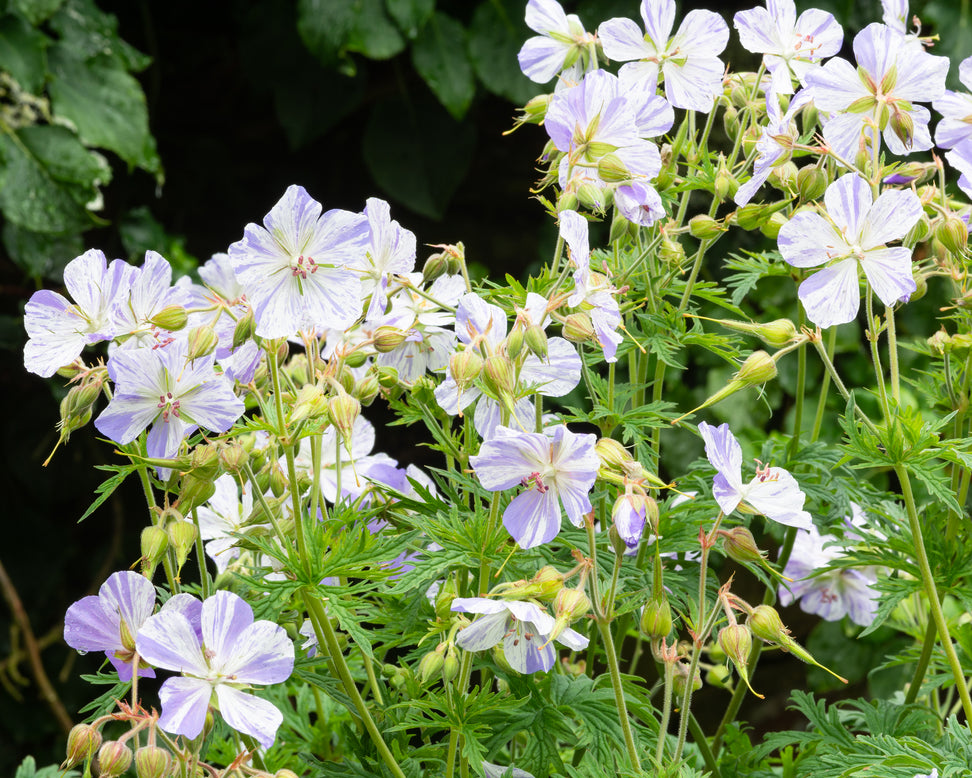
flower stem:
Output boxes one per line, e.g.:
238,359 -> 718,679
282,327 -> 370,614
596,619 -> 641,771
445,649 -> 474,778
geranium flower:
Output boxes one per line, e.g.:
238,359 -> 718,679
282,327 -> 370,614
734,0 -> 842,95
229,184 -> 368,339
63,571 -> 157,681
470,425 -> 598,548
933,56 -> 972,150
356,197 -> 416,321
136,590 -> 294,749
95,340 -> 245,460
777,173 -> 922,328
451,598 -> 588,674
698,421 -> 812,530
598,0 -> 729,113
517,0 -> 594,84
778,525 -> 879,626
23,249 -> 136,377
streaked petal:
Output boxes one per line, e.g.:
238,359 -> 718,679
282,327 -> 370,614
798,260 -> 861,328
215,685 -> 284,749
157,677 -> 212,740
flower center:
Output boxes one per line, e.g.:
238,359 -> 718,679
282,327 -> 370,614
291,254 -> 319,280
157,392 -> 181,422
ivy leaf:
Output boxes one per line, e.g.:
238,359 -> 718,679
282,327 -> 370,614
411,12 -> 474,120
0,13 -> 50,93
468,0 -> 536,105
47,47 -> 161,176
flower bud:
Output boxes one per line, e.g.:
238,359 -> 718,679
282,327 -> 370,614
518,93 -> 552,124
748,606 -> 847,682
770,160 -> 798,192
706,664 -> 732,689
596,437 -> 634,472
148,305 -> 188,332
640,596 -> 673,639
418,643 -> 446,684
760,211 -> 787,240
688,214 -> 725,241
557,191 -> 579,213
889,107 -> 914,149
718,624 -> 762,698
797,165 -> 829,202
422,252 -> 449,285
735,350 -> 778,385
344,349 -> 369,369
597,153 -> 630,183
505,327 -> 525,360
449,349 -> 484,387
166,520 -> 198,571
276,771 -> 301,778
140,525 -> 168,577
576,182 -> 608,212
524,324 -> 548,361
354,371 -> 381,406
563,312 -> 595,343
504,565 -> 565,601
97,741 -> 133,778
373,326 -> 408,353
190,442 -> 222,480
481,354 -> 516,399
442,646 -> 460,684
434,579 -> 458,621
721,526 -> 767,565
658,236 -> 686,265
936,214 -> 969,256
134,745 -> 172,778
328,391 -> 361,445
290,384 -> 328,424
268,461 -> 288,498
219,442 -> 249,474
63,723 -> 102,768
187,324 -> 219,361
734,203 -> 766,230
714,166 -> 737,202
232,309 -> 255,348
672,661 -> 702,696
706,317 -> 797,348
722,104 -> 739,136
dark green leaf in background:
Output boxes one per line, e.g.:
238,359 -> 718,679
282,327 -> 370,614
0,13 -> 49,93
2,221 -> 82,280
385,0 -> 434,39
411,12 -> 474,120
10,0 -> 66,26
47,0 -> 150,72
346,0 -> 406,60
296,0 -> 356,67
468,0 -> 537,106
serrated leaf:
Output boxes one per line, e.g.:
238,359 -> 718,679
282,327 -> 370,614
47,47 -> 160,175
411,12 -> 474,120
468,0 -> 536,105
47,0 -> 149,71
346,0 -> 406,60
363,90 -> 476,218
3,221 -> 82,280
296,0 -> 355,66
386,0 -> 434,38
11,0 -> 66,26
0,13 -> 50,93
78,463 -> 137,523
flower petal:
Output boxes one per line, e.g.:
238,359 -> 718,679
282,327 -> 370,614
215,685 -> 284,750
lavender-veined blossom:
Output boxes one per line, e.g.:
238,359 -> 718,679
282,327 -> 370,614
136,590 -> 294,749
24,249 -> 136,377
933,56 -> 972,150
598,0 -> 729,113
64,571 -> 157,681
110,250 -> 192,350
470,424 -> 598,548
805,23 -> 948,161
946,141 -> 972,199
197,474 -> 261,574
778,524 -> 879,627
735,88 -> 811,206
355,197 -> 416,321
451,597 -> 588,674
880,0 -> 925,52
560,210 -> 624,361
517,0 -> 595,84
229,185 -> 368,339
95,340 -> 245,460
777,173 -> 922,328
734,0 -> 842,95
698,422 -> 812,530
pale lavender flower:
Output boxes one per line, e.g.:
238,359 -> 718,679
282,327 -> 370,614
598,0 -> 729,113
778,525 -> 879,627
913,769 -> 939,778
612,493 -> 647,546
136,590 -> 294,749
95,340 -> 245,460
451,597 -> 588,673
229,185 -> 368,339
24,249 -> 136,377
698,421 -> 812,530
470,425 -> 598,548
64,571 -> 157,681
734,0 -> 842,95
483,763 -> 535,778
881,0 -> 909,33
946,141 -> 972,199
777,173 -> 922,328
933,56 -> 972,150
517,0 -> 594,84
735,88 -> 811,206
806,23 -> 948,160
356,197 -> 416,321
110,250 -> 191,350
197,475 -> 260,574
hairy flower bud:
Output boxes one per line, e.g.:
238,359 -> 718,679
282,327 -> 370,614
506,327 -> 525,360
63,723 -> 102,768
187,324 -> 219,361
219,442 -> 249,474
190,442 -> 222,480
672,661 -> 702,696
718,624 -> 762,698
149,305 -> 188,332
481,354 -> 516,399
354,371 -> 381,406
937,214 -> 969,256
290,384 -> 328,424
576,182 -> 608,212
796,165 -> 829,202
97,741 -> 133,778
166,520 -> 198,571
232,309 -> 255,349
688,214 -> 726,241
721,526 -> 767,565
524,324 -> 548,361
134,745 -> 171,778
140,526 -> 169,577
658,236 -> 686,265
442,645 -> 460,684
418,643 -> 447,684
449,349 -> 484,387
597,153 -> 630,183
735,350 -> 778,385
563,312 -> 595,343
596,437 -> 635,471
640,596 -> 673,639
373,326 -> 408,354
504,565 -> 565,601
328,391 -> 361,444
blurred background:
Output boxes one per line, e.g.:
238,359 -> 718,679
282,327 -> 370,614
1,0 -> 967,769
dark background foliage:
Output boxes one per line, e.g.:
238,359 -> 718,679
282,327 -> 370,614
0,0 -> 967,769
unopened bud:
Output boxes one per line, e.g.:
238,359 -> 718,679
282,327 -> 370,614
563,312 -> 595,343
166,520 -> 198,570
597,153 -> 630,183
718,624 -> 762,698
290,384 -> 328,424
797,165 -> 829,202
418,643 -> 446,684
450,349 -> 483,387
506,327 -> 525,360
640,596 -> 673,639
937,214 -> 969,256
596,437 -> 634,471
760,211 -> 787,240
519,93 -> 552,124
275,771 -> 300,778
576,182 -> 608,212
734,203 -> 766,230
890,107 -> 914,148
672,661 -> 702,696
612,492 -> 647,546
524,324 -> 548,360
233,309 -> 255,349
688,214 -> 725,241
373,326 -> 408,353
714,168 -> 737,202
148,305 -> 187,332
97,741 -> 133,778
140,526 -> 168,576
63,723 -> 102,768
268,461 -> 288,498
505,565 -> 565,601
769,160 -> 798,192
134,745 -> 171,778
354,371 -> 381,406
219,443 -> 248,474
658,236 -> 686,265
187,324 -> 219,360
735,350 -> 778,385
481,354 -> 516,398
721,526 -> 766,565
190,443 -> 221,480
442,646 -> 460,684
328,391 -> 361,444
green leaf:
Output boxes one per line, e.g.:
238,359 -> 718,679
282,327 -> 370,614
2,221 -> 83,280
296,0 -> 356,66
78,464 -> 138,523
47,46 -> 161,175
363,90 -> 477,218
11,0 -> 66,26
468,0 -> 536,105
0,131 -> 93,233
19,124 -> 112,188
0,13 -> 50,93
346,0 -> 406,60
47,0 -> 149,71
385,0 -> 434,38
15,756 -> 78,778
411,12 -> 474,120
